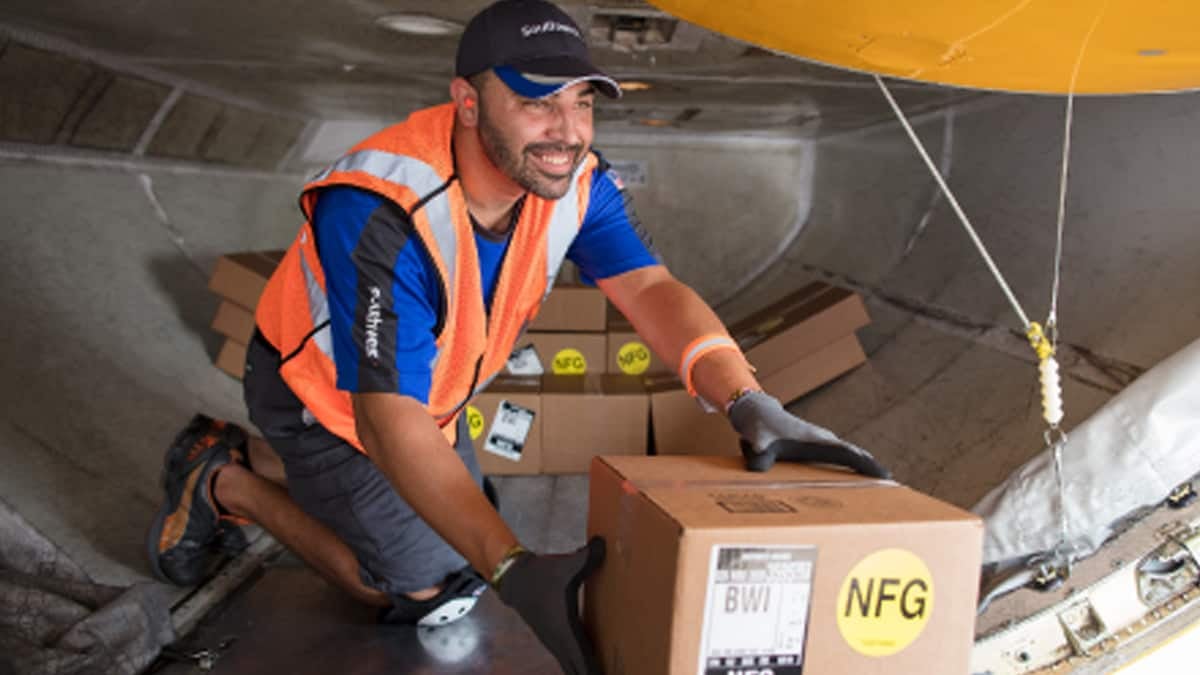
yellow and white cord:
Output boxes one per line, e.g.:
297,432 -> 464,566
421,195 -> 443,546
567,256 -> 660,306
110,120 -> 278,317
876,74 -> 1079,573
1027,322 -> 1064,427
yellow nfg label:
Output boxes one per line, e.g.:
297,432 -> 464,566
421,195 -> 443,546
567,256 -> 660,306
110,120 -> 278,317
836,548 -> 934,657
616,341 -> 652,375
465,405 -> 485,441
552,348 -> 588,374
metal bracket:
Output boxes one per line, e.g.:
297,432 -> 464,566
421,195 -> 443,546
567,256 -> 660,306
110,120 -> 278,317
1057,600 -> 1107,657
159,637 -> 236,672
1031,564 -> 1067,592
1168,482 -> 1198,509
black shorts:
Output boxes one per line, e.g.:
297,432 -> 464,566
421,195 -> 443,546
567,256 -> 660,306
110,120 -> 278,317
242,330 -> 482,595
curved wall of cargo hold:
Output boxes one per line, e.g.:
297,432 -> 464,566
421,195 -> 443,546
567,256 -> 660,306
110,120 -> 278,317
619,91 -> 1200,509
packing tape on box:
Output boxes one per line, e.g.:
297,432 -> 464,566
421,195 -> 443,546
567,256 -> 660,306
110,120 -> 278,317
611,476 -> 899,576
623,478 -> 898,491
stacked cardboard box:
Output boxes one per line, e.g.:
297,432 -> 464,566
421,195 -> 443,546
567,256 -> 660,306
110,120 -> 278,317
468,372 -> 651,476
484,284 -> 653,475
474,281 -> 871,475
540,374 -> 649,473
650,282 -> 871,458
586,455 -> 983,675
206,250 -> 283,379
510,283 -> 610,376
464,377 -> 544,476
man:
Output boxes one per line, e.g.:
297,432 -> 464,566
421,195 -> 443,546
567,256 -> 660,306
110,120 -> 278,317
147,1 -> 888,672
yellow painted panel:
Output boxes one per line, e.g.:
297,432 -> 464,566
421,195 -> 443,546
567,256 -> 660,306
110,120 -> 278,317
648,0 -> 1200,94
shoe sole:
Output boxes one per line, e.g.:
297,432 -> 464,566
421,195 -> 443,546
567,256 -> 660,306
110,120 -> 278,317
145,420 -> 216,585
418,595 -> 482,627
145,502 -> 176,584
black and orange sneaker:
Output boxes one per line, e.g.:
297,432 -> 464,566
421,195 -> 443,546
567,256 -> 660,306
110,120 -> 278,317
213,521 -> 251,555
146,414 -> 247,586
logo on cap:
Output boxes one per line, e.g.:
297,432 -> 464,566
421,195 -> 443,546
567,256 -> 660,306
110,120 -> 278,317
520,20 -> 581,40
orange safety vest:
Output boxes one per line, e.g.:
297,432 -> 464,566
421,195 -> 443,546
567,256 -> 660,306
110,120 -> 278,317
256,103 -> 597,450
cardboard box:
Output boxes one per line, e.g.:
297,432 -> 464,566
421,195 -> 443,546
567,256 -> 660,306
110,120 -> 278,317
606,329 -> 671,376
207,251 -> 282,310
586,456 -> 983,675
529,284 -> 608,332
465,377 -> 543,476
757,332 -> 866,406
509,332 -> 607,376
650,334 -> 867,457
215,339 -> 247,379
210,300 -> 257,343
647,378 -> 743,458
540,375 -> 649,474
734,284 -> 870,380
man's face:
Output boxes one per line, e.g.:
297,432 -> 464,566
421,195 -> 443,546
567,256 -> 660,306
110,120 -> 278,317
474,77 -> 596,200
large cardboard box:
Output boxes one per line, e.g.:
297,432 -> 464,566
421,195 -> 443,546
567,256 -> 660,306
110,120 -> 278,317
540,375 -> 649,474
734,284 -> 870,381
650,334 -> 867,457
207,251 -> 282,310
509,332 -> 607,376
465,377 -> 543,476
215,339 -> 247,379
586,456 -> 983,675
210,300 -> 256,343
529,284 -> 608,332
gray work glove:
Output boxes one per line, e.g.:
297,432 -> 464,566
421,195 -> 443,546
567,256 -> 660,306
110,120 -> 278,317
728,390 -> 891,479
498,537 -> 606,675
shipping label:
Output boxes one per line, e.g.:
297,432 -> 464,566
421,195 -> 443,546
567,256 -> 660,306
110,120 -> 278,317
482,400 -> 534,462
698,545 -> 817,675
506,344 -> 545,375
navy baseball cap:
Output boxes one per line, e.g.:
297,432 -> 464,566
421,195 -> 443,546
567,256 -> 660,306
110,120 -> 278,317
456,0 -> 622,99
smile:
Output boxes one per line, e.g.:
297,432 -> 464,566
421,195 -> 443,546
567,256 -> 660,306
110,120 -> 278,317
532,151 -> 572,167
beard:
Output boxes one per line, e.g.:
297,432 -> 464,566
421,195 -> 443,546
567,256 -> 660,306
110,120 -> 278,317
477,104 -> 584,200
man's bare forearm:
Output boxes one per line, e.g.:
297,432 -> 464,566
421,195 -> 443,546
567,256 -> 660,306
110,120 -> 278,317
599,266 -> 759,406
353,392 -> 518,576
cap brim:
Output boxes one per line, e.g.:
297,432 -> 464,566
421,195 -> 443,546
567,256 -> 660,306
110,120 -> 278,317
494,59 -> 622,99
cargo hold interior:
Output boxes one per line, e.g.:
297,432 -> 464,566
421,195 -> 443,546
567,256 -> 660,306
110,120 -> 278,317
3,1 -> 1200,673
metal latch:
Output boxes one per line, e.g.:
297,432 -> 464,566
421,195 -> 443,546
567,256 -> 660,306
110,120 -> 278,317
159,636 -> 237,672
1057,600 -> 1107,656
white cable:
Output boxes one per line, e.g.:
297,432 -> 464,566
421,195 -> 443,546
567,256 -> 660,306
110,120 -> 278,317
1049,91 -> 1074,346
1047,0 -> 1107,346
873,75 -> 1032,331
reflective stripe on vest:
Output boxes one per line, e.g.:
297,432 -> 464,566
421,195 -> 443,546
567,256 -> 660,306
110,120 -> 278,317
312,149 -> 459,294
543,161 -> 587,297
298,248 -> 334,360
437,159 -> 593,418
258,103 -> 597,451
311,149 -> 591,410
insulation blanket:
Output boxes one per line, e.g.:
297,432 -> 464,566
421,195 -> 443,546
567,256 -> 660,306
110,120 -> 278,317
0,497 -> 175,675
973,336 -> 1200,568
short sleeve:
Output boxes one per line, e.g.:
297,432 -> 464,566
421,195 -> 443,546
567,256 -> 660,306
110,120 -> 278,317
311,186 -> 441,403
566,158 -> 662,285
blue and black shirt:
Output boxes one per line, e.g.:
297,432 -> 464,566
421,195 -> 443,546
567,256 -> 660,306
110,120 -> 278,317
312,155 -> 660,403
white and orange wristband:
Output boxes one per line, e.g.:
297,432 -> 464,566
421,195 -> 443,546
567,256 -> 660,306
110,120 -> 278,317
678,333 -> 758,414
